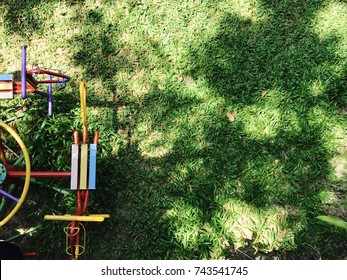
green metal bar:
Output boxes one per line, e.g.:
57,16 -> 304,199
5,224 -> 42,242
4,113 -> 26,123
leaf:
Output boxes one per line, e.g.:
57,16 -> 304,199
242,227 -> 253,240
316,215 -> 347,230
226,112 -> 235,122
183,76 -> 196,87
113,97 -> 120,103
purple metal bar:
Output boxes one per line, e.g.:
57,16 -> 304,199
48,74 -> 53,116
0,189 -> 19,203
57,75 -> 70,83
21,45 -> 27,99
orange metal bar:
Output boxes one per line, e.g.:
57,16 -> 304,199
13,81 -> 36,94
93,131 -> 99,144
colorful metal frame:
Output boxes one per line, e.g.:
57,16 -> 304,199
0,46 -> 108,259
0,121 -> 31,227
44,82 -> 110,259
0,45 -> 70,116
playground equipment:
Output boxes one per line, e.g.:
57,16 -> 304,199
0,121 -> 31,227
0,45 -> 70,227
44,82 -> 110,259
1,68 -> 109,258
0,45 -> 69,116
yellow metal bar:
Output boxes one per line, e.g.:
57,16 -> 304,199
79,144 -> 88,190
88,214 -> 110,218
44,214 -> 108,222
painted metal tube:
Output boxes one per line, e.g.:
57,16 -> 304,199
94,131 -> 99,144
8,170 -> 71,178
0,184 -> 16,213
26,69 -> 70,83
44,214 -> 108,222
21,45 -> 27,99
48,74 -> 53,116
0,189 -> 19,203
88,144 -> 97,190
70,144 -> 79,190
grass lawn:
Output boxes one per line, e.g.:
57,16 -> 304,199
0,0 -> 346,259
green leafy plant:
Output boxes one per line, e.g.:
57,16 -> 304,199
316,216 -> 347,231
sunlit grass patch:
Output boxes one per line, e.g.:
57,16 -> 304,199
138,129 -> 173,158
239,103 -> 282,139
220,199 -> 296,253
312,1 -> 347,49
163,197 -> 296,259
164,202 -> 204,250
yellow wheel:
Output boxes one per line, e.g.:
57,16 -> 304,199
0,121 -> 31,226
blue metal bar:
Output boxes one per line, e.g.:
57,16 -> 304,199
88,144 -> 97,190
0,189 -> 19,203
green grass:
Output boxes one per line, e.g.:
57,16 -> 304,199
0,0 -> 346,259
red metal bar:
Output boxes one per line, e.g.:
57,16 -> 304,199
8,170 -> 71,178
94,131 -> 99,144
26,69 -> 69,83
0,142 -> 8,165
23,252 -> 37,258
74,131 -> 79,145
13,81 -> 36,94
83,127 -> 88,145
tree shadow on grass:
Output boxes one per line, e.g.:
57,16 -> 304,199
113,0 -> 347,259
70,0 -> 346,259
177,0 -> 347,258
0,0 -> 90,37
1,0 -> 55,37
